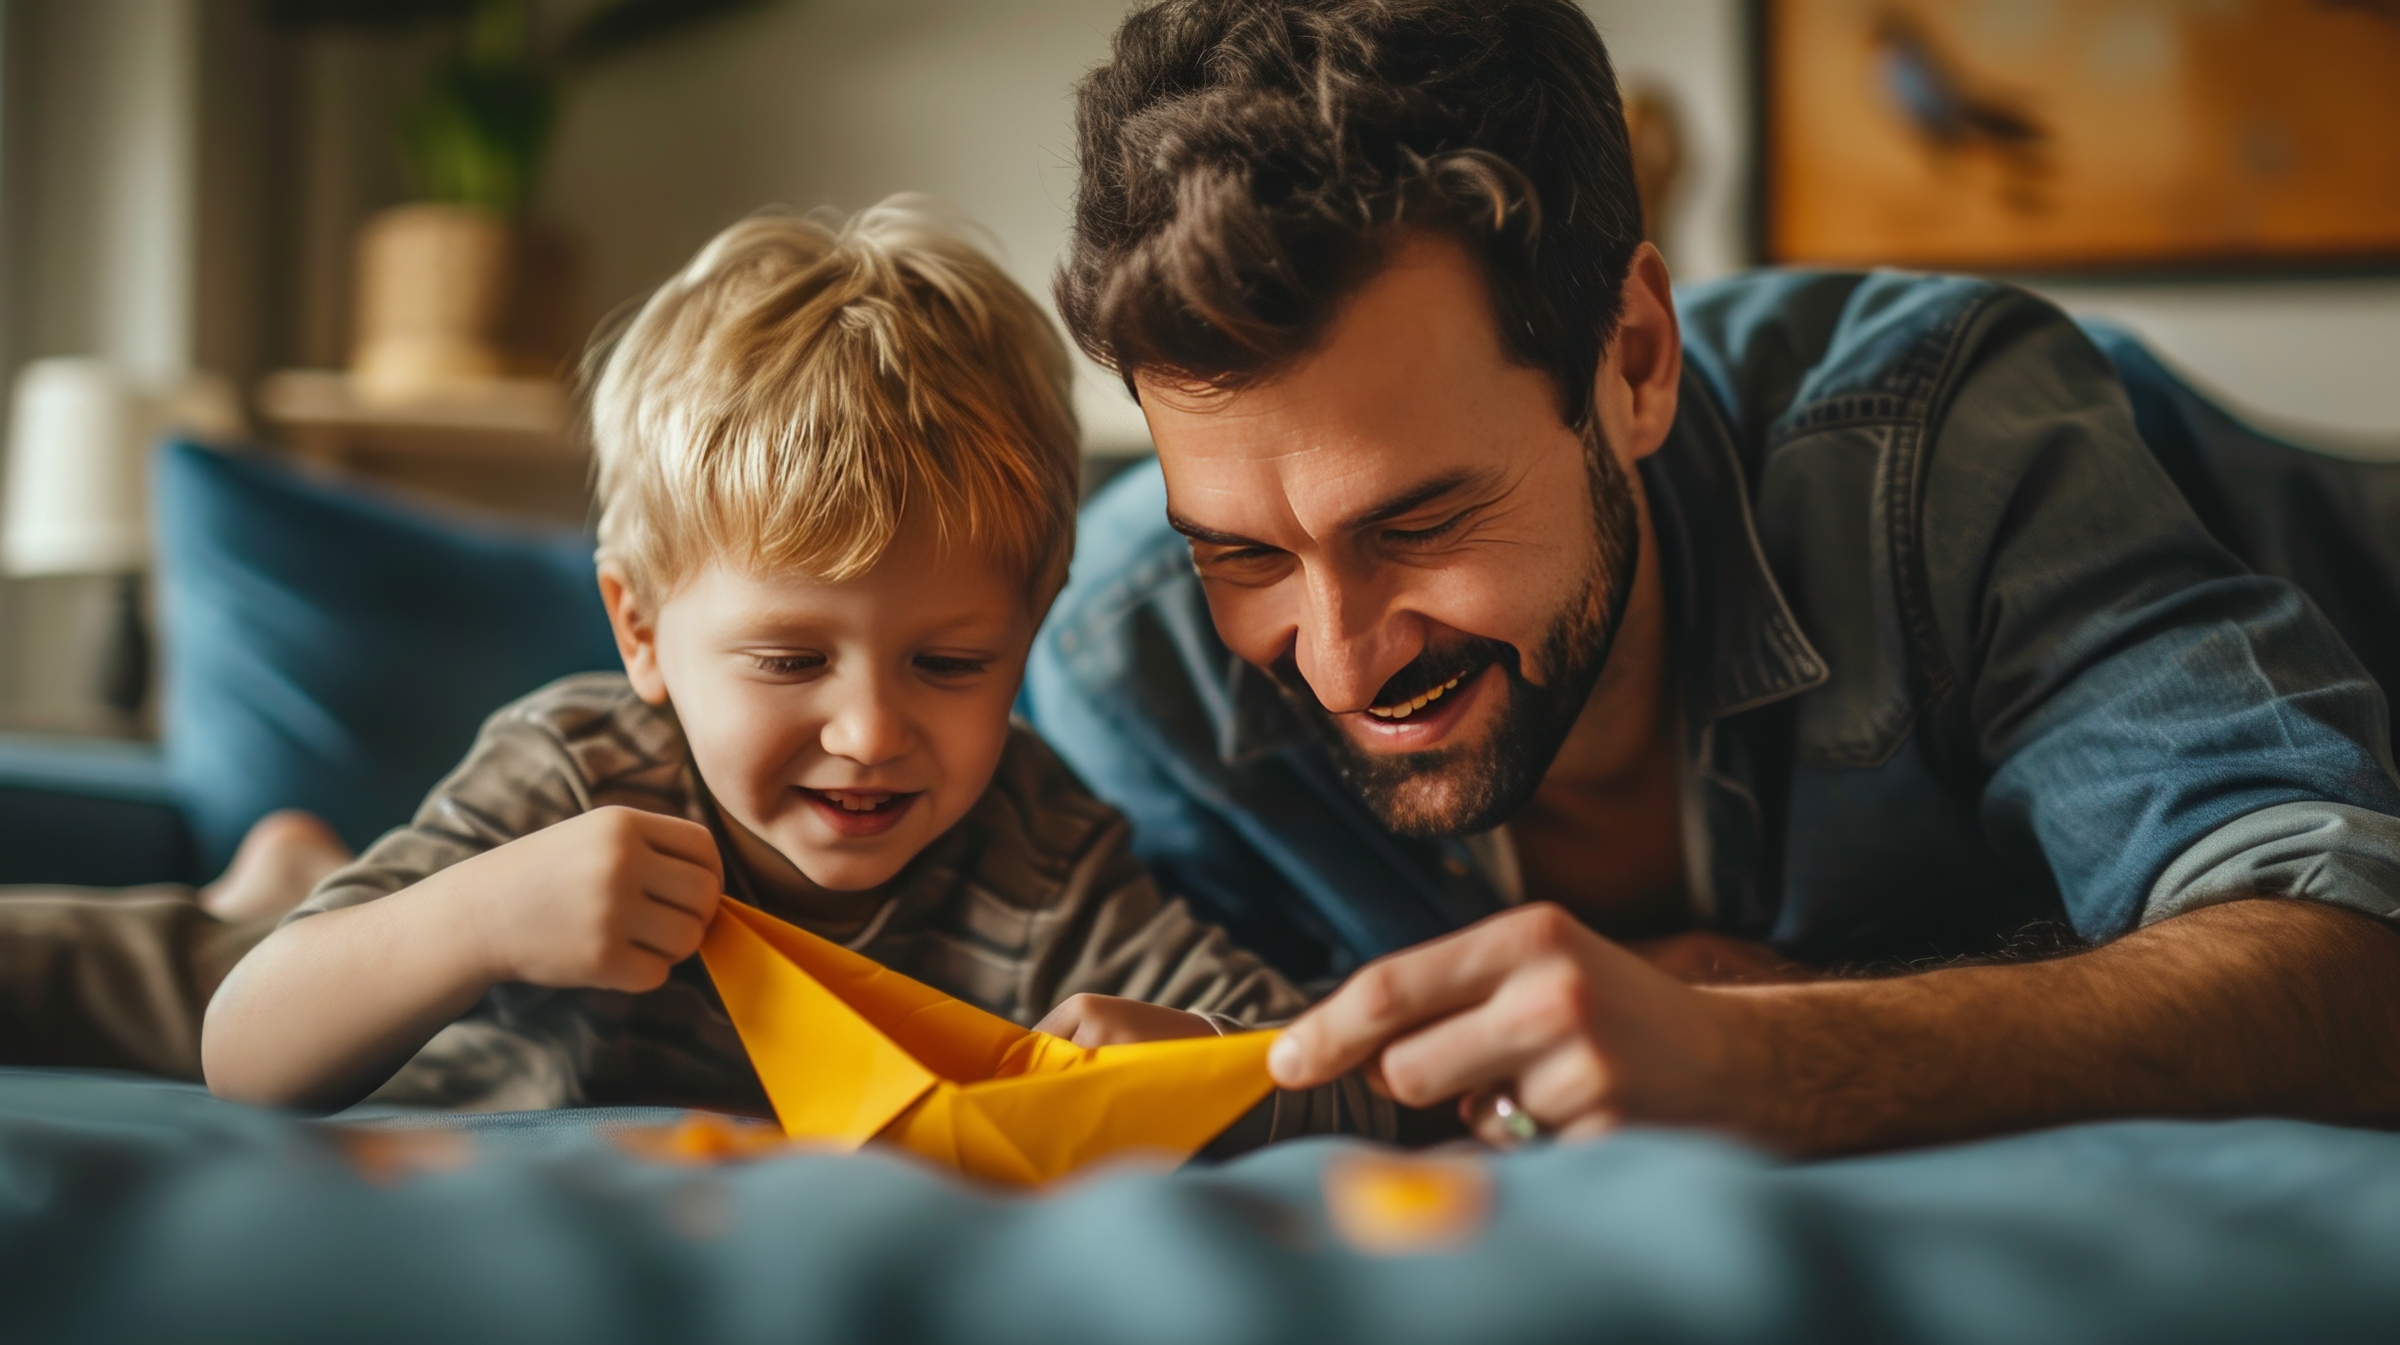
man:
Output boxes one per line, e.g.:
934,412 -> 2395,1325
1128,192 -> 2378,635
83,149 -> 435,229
1022,0 -> 2400,1155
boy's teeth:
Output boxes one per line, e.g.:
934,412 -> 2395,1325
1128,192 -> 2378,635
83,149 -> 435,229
1365,673 -> 1464,721
823,791 -> 889,812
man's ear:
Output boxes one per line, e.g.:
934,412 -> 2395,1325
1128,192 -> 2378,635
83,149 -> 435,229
1590,241 -> 1681,464
599,563 -> 670,705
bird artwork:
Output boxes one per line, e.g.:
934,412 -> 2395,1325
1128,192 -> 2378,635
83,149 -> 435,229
1763,0 -> 2400,270
1869,10 -> 2051,215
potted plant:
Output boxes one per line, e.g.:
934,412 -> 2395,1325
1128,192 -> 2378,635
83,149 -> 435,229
268,0 -> 770,401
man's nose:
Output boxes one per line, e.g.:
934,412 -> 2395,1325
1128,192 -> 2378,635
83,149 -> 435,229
818,671 -> 911,766
1290,562 -> 1416,713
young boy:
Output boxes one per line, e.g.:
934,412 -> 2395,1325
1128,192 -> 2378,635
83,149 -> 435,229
202,200 -> 1386,1144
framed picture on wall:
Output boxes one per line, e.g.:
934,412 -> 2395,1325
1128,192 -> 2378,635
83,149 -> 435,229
1758,0 -> 2400,272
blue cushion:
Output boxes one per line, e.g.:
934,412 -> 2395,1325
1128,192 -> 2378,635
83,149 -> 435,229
152,442 -> 621,869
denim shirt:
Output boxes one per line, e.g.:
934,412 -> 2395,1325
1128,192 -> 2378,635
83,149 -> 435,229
1023,270 -> 2400,980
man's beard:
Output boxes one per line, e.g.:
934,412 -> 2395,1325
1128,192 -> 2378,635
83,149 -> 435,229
1272,432 -> 1643,839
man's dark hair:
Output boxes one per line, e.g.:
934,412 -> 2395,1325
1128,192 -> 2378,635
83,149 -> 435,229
1058,0 -> 1642,433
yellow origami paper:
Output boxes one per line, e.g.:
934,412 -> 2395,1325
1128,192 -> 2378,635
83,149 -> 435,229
699,898 -> 1279,1186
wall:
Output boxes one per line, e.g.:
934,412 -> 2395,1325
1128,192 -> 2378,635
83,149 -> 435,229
4,0 -> 200,382
543,0 -> 2399,457
1583,0 -> 2400,456
540,0 -> 1759,451
542,0 -> 1148,447
2027,277 -> 2400,455
0,0 -> 206,733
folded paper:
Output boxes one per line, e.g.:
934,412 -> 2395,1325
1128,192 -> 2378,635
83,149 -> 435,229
699,898 -> 1279,1185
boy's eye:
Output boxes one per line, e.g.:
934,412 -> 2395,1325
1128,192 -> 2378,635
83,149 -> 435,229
750,653 -> 827,677
915,654 -> 993,678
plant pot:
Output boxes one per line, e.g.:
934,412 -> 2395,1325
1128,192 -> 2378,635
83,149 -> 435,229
350,204 -> 579,403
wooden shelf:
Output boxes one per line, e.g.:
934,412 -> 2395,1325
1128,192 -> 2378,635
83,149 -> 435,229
258,370 -> 582,461
256,370 -> 591,522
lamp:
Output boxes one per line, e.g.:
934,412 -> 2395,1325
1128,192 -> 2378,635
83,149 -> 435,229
2,359 -> 240,723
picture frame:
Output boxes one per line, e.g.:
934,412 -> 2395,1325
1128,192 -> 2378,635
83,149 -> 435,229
1755,0 -> 2400,273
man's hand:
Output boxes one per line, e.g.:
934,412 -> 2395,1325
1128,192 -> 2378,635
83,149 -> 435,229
1034,994 -> 1220,1048
458,806 -> 724,993
1268,903 -> 1755,1145
1270,897 -> 2400,1157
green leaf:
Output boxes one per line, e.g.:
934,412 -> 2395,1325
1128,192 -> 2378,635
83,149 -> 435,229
398,58 -> 556,211
559,0 -> 776,66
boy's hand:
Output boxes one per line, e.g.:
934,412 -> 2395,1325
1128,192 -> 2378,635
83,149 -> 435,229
453,806 -> 724,993
1035,994 -> 1222,1048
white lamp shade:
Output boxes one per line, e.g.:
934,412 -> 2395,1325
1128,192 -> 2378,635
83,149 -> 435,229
2,360 -> 153,575
1,360 -> 242,577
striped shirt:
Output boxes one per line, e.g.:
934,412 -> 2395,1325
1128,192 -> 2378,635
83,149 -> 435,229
293,674 -> 1387,1142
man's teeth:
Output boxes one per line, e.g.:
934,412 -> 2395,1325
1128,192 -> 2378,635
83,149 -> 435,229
1365,673 -> 1464,721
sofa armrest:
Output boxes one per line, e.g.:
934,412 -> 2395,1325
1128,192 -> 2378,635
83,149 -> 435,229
0,736 -> 196,887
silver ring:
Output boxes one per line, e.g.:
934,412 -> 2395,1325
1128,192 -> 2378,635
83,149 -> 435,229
1491,1090 -> 1542,1144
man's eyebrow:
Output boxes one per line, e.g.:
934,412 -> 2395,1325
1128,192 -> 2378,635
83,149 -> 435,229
1166,511 -> 1270,548
1166,470 -> 1500,549
1337,469 -> 1491,533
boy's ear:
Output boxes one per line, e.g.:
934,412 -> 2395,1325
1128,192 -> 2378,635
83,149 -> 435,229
599,563 -> 670,705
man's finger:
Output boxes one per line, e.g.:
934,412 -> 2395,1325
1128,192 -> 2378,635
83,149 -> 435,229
1370,958 -> 1587,1107
1514,1039 -> 1613,1129
1459,1083 -> 1617,1149
1271,904 -> 1591,1088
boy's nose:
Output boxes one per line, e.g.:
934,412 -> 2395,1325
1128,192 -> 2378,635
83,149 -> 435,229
819,677 -> 911,767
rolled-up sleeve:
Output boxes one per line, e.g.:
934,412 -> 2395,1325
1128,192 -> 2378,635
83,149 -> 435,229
1926,310 -> 2400,939
2144,801 -> 2400,926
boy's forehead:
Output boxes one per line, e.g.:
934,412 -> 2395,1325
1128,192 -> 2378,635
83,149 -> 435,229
672,548 -> 1033,631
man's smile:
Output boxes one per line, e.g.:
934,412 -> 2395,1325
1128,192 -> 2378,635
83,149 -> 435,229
1365,672 -> 1464,720
1347,663 -> 1503,751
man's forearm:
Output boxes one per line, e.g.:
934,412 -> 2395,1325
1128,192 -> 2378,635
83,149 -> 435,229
1718,898 -> 2400,1156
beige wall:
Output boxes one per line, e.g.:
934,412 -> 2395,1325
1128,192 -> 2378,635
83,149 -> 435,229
540,0 -> 2400,456
541,0 -> 1148,447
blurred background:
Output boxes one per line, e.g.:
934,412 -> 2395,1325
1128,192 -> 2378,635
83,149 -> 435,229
0,0 -> 2394,741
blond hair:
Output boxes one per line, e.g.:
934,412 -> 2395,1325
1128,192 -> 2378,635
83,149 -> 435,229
586,196 -> 1080,607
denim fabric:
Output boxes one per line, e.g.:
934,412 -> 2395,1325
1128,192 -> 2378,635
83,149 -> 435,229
1022,270 -> 2400,977
2079,320 -> 2400,761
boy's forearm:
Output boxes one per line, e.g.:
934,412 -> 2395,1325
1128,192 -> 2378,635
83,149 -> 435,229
200,875 -> 498,1111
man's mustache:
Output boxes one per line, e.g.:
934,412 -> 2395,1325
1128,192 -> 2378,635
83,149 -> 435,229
1269,634 -> 1523,714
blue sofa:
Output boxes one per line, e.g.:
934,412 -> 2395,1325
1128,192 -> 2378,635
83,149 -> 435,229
0,441 -> 623,887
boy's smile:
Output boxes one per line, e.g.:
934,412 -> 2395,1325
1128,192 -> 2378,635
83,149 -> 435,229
798,787 -> 919,838
607,509 -> 1037,896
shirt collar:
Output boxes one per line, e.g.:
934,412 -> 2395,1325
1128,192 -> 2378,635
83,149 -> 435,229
1643,366 -> 1829,726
